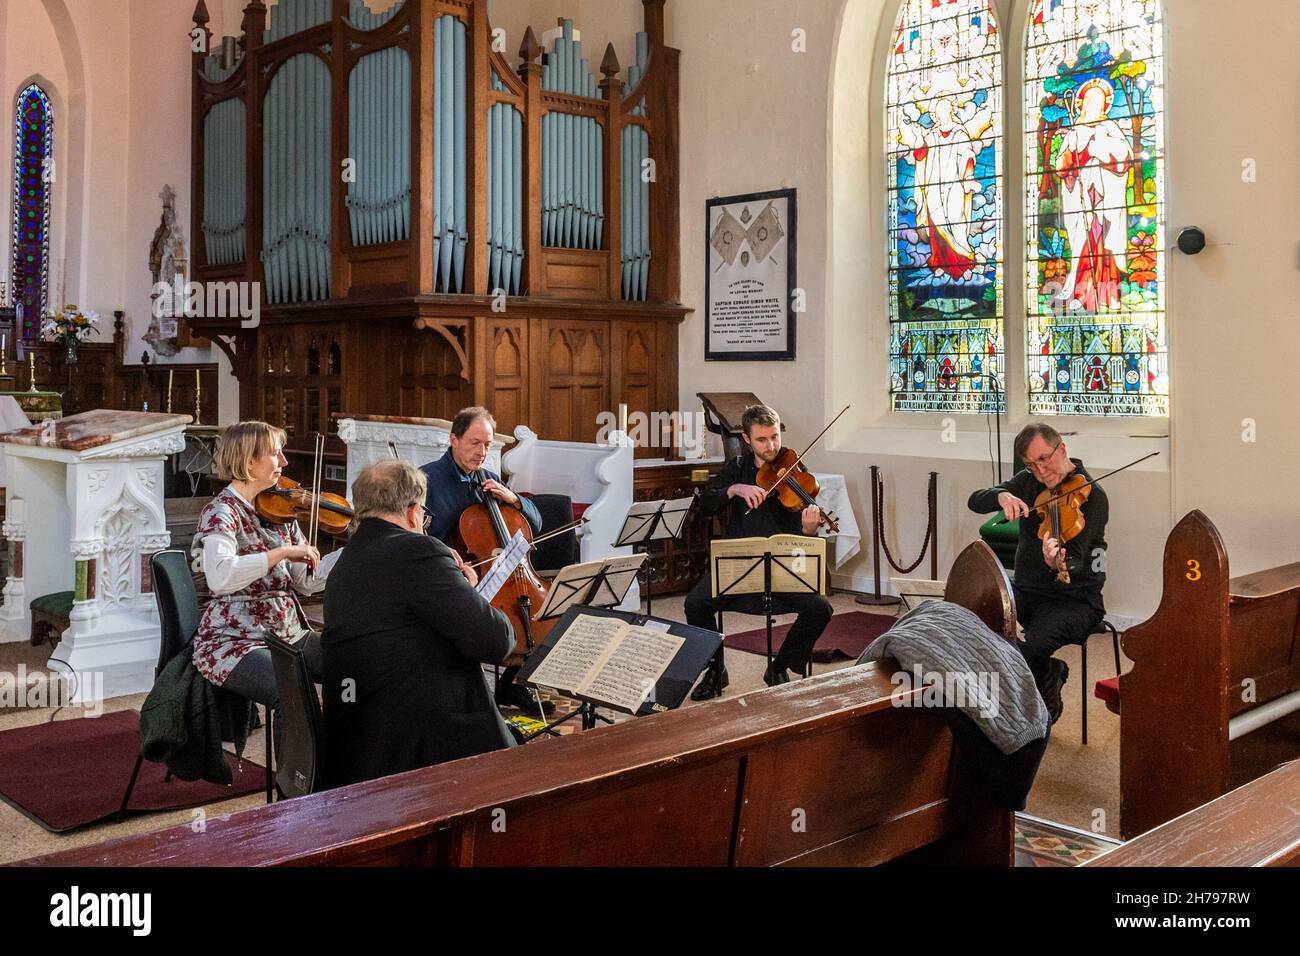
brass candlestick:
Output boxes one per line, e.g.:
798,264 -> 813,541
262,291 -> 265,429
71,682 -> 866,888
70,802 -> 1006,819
27,353 -> 36,392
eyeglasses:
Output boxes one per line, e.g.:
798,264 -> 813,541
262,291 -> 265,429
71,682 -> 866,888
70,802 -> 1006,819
413,504 -> 432,532
1025,443 -> 1063,471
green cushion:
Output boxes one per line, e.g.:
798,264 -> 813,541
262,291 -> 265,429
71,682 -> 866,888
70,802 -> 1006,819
979,512 -> 1020,544
30,590 -> 75,617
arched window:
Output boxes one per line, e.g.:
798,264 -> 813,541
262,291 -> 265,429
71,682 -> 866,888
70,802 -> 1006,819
1025,0 -> 1166,416
10,84 -> 54,340
888,0 -> 1004,414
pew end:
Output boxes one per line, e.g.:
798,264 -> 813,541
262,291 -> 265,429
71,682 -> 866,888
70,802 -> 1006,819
1120,509 -> 1300,838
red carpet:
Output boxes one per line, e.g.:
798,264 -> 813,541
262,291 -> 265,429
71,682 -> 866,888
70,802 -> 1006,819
0,710 -> 266,833
724,610 -> 894,663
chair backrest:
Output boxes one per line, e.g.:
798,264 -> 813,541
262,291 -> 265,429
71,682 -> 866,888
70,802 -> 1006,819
151,550 -> 200,675
526,493 -> 580,572
264,633 -> 324,799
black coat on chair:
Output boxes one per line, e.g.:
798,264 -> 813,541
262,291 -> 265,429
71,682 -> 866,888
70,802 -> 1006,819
320,517 -> 517,790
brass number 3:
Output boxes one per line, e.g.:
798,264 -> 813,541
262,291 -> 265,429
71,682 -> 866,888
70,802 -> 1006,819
1185,559 -> 1201,582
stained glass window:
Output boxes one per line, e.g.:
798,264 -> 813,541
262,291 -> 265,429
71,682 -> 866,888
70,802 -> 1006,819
1025,0 -> 1165,416
10,84 -> 53,340
888,0 -> 1004,414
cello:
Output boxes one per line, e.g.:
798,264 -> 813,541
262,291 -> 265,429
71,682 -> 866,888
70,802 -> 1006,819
454,472 -> 552,667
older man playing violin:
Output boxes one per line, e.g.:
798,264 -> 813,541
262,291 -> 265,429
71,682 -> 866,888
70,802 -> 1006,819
968,423 -> 1109,724
685,404 -> 833,700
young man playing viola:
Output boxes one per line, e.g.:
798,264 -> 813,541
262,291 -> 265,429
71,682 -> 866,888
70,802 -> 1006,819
968,423 -> 1109,723
685,404 -> 833,700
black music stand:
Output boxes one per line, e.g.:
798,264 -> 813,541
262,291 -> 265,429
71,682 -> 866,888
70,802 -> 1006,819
614,497 -> 694,617
520,555 -> 646,734
711,538 -> 826,671
519,604 -> 721,736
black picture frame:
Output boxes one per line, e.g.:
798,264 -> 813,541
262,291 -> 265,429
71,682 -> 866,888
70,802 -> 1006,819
705,187 -> 797,362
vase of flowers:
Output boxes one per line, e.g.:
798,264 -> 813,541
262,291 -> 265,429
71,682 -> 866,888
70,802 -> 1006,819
41,304 -> 100,365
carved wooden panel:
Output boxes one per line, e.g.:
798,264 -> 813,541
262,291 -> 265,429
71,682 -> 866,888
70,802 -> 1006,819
398,325 -> 471,420
542,322 -> 607,443
488,322 -> 528,437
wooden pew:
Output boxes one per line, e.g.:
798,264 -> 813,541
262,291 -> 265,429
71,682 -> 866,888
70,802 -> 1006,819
1088,759 -> 1300,867
1120,510 -> 1300,838
15,542 -> 1016,868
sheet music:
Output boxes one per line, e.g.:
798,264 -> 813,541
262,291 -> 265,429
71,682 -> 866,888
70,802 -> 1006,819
475,529 -> 531,603
527,613 -> 683,713
527,615 -> 612,695
583,625 -> 684,712
710,534 -> 827,597
316,548 -> 343,580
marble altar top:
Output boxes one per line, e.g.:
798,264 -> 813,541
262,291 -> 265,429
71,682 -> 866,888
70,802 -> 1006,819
337,414 -> 455,428
0,409 -> 192,451
336,414 -> 516,443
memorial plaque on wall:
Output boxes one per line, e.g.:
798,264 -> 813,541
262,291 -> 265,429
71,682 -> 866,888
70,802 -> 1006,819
705,188 -> 796,361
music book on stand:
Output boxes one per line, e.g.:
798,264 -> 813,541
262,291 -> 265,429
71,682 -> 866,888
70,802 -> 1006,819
519,605 -> 722,717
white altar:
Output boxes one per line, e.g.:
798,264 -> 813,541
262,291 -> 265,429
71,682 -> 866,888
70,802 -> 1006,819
336,415 -> 511,496
0,410 -> 191,701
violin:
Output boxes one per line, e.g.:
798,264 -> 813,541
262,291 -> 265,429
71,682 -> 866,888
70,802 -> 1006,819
255,475 -> 355,537
454,472 -> 552,667
256,433 -> 355,539
748,406 -> 851,534
1033,473 -> 1091,584
756,446 -> 841,534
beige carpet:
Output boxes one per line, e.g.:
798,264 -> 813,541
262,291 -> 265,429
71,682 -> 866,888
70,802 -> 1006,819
0,591 -> 1124,865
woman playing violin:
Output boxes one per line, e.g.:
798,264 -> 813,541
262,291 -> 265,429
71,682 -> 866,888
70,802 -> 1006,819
967,423 -> 1109,725
191,421 -> 329,705
686,404 -> 833,699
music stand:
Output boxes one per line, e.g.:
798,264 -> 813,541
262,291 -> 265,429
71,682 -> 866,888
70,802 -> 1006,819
519,605 -> 721,738
523,555 -> 646,734
711,536 -> 826,672
614,497 -> 694,617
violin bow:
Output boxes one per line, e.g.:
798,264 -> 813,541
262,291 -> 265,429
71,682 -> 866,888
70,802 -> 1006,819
463,517 -> 590,571
1034,451 -> 1160,510
747,405 -> 852,513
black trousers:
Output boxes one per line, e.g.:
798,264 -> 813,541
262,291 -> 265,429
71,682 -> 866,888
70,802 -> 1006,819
685,575 -> 833,672
1014,587 -> 1104,689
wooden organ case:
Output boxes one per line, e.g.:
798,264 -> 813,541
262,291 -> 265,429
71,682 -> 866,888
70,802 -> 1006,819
188,0 -> 687,484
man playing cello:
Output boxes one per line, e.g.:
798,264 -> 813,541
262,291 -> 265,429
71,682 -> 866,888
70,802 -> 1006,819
420,406 -> 553,715
968,423 -> 1109,723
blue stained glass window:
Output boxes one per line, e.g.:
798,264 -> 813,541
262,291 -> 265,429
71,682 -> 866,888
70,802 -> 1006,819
10,84 -> 53,339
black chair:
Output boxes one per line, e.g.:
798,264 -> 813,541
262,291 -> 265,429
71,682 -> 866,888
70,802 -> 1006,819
1079,619 -> 1122,746
526,493 -> 580,576
119,550 -> 273,819
264,633 -> 324,799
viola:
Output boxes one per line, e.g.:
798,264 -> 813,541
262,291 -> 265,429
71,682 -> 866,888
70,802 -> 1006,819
1033,472 -> 1091,584
755,446 -> 840,534
454,473 -> 553,667
256,475 -> 355,538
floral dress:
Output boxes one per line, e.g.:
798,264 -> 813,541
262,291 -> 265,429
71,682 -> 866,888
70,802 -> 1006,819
190,486 -> 319,687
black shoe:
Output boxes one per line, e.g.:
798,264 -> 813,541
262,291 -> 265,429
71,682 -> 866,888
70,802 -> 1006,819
1041,659 -> 1068,725
690,666 -> 729,701
496,682 -> 556,715
763,662 -> 792,687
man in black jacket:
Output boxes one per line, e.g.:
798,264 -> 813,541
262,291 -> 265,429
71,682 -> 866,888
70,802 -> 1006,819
686,404 -> 832,700
321,460 -> 517,789
967,422 -> 1108,723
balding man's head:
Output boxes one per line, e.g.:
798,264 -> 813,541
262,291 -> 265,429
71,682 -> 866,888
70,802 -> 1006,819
353,460 -> 428,521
